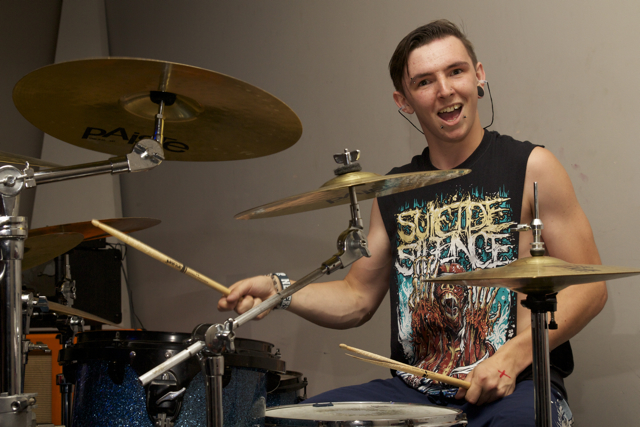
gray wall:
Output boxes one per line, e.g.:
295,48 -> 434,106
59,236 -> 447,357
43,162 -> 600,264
3,1 -> 640,425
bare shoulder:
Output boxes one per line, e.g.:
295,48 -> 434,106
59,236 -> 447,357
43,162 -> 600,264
525,146 -> 572,187
521,147 -> 578,223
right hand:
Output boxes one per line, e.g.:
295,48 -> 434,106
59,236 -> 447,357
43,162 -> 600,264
217,275 -> 278,319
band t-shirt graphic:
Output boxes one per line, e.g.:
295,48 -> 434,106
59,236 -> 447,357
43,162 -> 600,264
378,131 -> 536,394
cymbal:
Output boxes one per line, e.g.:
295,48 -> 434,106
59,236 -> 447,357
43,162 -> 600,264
0,150 -> 62,168
13,57 -> 303,161
423,256 -> 640,294
47,300 -> 120,327
29,217 -> 161,241
23,232 -> 84,270
235,169 -> 471,219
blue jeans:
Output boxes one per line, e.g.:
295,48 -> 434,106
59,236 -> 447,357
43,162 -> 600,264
303,376 -> 573,427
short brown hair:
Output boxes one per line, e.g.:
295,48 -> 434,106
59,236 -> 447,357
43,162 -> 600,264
389,20 -> 478,94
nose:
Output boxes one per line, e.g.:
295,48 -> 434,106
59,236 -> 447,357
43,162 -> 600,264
436,78 -> 454,98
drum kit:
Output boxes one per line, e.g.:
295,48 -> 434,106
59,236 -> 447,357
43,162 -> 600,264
1,57 -> 638,427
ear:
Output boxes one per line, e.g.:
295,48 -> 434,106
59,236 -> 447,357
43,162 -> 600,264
475,62 -> 486,87
393,91 -> 414,114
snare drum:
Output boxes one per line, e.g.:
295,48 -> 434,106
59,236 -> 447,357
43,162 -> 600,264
265,402 -> 467,426
60,330 -> 286,427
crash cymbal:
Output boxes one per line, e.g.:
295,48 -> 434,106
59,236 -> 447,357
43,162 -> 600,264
23,232 -> 84,271
235,169 -> 471,219
423,256 -> 640,294
29,217 -> 161,241
13,57 -> 302,161
0,150 -> 61,168
47,300 -> 120,327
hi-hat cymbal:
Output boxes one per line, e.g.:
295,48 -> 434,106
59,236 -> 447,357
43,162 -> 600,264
47,300 -> 120,327
13,57 -> 302,161
23,232 -> 84,271
29,217 -> 161,241
424,256 -> 640,294
235,169 -> 471,220
0,150 -> 62,168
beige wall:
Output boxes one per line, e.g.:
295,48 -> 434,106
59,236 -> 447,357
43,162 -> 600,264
3,1 -> 640,425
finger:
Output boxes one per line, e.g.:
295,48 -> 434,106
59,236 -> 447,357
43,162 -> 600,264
217,297 -> 233,311
235,295 -> 256,314
455,371 -> 473,400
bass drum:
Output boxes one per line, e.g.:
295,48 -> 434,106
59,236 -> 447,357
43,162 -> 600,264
265,402 -> 467,427
60,330 -> 286,427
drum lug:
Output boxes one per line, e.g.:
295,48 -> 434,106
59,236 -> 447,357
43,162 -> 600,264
146,372 -> 185,427
155,387 -> 186,405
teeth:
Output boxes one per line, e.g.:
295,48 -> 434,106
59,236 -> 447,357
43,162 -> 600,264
438,104 -> 461,114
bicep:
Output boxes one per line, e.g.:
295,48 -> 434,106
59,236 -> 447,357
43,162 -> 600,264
523,147 -> 601,265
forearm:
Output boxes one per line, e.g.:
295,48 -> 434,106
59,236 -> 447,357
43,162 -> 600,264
287,278 -> 383,329
500,280 -> 608,376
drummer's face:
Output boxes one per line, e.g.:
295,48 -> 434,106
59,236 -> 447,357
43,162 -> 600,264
395,36 -> 484,144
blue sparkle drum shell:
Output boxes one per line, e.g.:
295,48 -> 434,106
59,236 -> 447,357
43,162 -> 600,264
265,402 -> 467,427
267,371 -> 308,408
59,330 -> 286,427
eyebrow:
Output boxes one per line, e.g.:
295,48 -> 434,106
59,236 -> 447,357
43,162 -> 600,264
409,61 -> 470,83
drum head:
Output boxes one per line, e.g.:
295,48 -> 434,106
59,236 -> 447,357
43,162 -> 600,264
265,402 -> 467,426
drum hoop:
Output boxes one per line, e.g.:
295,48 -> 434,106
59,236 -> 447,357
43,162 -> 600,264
60,330 -> 286,373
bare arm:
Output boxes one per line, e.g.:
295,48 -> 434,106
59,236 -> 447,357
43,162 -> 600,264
218,199 -> 393,329
458,147 -> 608,404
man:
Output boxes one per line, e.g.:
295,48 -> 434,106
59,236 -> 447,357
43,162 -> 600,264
219,20 -> 606,426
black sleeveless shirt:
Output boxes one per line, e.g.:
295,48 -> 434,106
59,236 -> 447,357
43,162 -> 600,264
377,130 -> 573,394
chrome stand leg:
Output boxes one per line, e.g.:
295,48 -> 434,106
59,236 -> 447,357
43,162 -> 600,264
523,293 -> 558,427
531,310 -> 552,427
203,355 -> 224,427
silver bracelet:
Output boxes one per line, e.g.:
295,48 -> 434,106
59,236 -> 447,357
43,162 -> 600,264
270,272 -> 291,310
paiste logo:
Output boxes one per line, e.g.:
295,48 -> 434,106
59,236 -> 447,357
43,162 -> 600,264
81,127 -> 189,153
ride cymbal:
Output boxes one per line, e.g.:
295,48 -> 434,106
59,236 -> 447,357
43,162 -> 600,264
29,217 -> 161,241
13,57 -> 302,161
424,256 -> 640,294
23,232 -> 84,271
235,169 -> 471,219
47,301 -> 120,327
0,150 -> 62,168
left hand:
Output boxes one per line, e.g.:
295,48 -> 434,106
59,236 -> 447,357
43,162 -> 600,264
454,352 -> 518,405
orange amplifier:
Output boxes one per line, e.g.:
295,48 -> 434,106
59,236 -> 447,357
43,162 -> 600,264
24,333 -> 64,425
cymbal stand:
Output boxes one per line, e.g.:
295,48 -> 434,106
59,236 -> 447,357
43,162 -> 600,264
139,181 -> 372,427
51,254 -> 82,427
55,254 -> 76,308
0,166 -> 36,427
511,182 -> 556,427
0,98 -> 168,427
56,314 -> 84,427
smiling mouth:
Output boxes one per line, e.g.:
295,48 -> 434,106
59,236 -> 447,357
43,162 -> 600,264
437,103 -> 462,122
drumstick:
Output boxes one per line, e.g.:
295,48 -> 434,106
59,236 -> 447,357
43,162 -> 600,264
340,343 -> 470,390
91,219 -> 230,296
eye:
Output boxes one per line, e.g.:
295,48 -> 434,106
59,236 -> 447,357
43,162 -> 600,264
451,69 -> 463,76
417,79 -> 430,87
